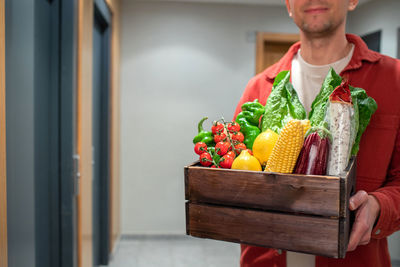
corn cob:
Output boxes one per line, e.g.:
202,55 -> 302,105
301,119 -> 311,137
265,119 -> 304,173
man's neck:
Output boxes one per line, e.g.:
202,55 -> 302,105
299,28 -> 352,66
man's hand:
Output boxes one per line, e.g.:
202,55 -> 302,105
347,190 -> 381,251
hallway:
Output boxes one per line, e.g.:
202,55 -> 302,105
108,236 -> 240,267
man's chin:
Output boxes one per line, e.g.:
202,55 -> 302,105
300,23 -> 335,38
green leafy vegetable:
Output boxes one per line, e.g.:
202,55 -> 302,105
308,68 -> 377,156
349,86 -> 378,155
309,68 -> 342,127
261,71 -> 306,133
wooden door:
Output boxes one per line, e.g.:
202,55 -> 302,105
0,0 -> 7,266
107,0 -> 121,255
256,32 -> 299,74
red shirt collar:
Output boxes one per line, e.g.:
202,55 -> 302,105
265,34 -> 382,81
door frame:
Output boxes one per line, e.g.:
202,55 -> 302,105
77,1 -> 94,266
0,0 -> 7,265
255,32 -> 299,74
93,0 -> 111,264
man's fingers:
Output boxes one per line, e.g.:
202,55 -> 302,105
349,190 -> 368,210
347,209 -> 370,251
359,235 -> 371,245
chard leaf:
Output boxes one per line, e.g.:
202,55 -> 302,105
261,71 -> 306,133
309,68 -> 342,126
349,86 -> 378,155
308,68 -> 378,156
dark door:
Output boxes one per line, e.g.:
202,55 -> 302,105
36,1 -> 79,266
92,0 -> 111,265
6,0 -> 78,266
34,0 -> 62,266
361,30 -> 381,53
59,1 -> 79,266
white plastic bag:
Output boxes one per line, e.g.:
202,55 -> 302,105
326,81 -> 357,176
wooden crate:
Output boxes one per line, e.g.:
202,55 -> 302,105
184,158 -> 356,258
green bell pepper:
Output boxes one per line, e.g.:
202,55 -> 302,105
235,99 -> 265,150
193,117 -> 214,146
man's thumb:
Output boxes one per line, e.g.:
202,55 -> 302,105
349,190 -> 368,210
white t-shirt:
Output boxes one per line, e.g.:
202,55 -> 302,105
291,44 -> 354,114
287,45 -> 354,267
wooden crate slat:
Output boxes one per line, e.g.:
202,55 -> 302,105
187,202 -> 340,258
338,158 -> 357,257
184,158 -> 356,258
185,166 -> 341,217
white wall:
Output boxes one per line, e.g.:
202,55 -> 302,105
347,0 -> 400,58
120,0 -> 298,234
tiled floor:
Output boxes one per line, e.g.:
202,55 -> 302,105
108,235 -> 240,267
109,235 -> 400,267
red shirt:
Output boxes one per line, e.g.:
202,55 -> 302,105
234,34 -> 400,267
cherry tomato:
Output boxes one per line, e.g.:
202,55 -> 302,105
226,151 -> 236,159
234,143 -> 247,154
194,142 -> 208,155
231,132 -> 244,143
211,122 -> 224,135
245,149 -> 253,155
214,132 -> 227,143
210,165 -> 218,168
199,152 -> 212,167
219,154 -> 234,169
227,122 -> 240,133
215,141 -> 231,156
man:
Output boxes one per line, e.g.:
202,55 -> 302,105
234,0 -> 400,266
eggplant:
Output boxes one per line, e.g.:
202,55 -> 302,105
294,128 -> 331,175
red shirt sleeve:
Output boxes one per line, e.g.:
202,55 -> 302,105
370,126 -> 400,239
233,72 -> 273,120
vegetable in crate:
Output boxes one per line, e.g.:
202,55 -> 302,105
234,143 -> 247,154
231,150 -> 262,171
215,141 -> 231,156
235,99 -> 265,150
349,86 -> 377,155
194,142 -> 208,155
326,81 -> 357,176
294,126 -> 331,175
309,68 -> 377,156
199,152 -> 212,167
252,129 -> 279,166
265,119 -> 305,173
193,117 -> 214,146
219,154 -> 234,169
309,68 -> 342,128
261,70 -> 306,134
211,121 -> 224,135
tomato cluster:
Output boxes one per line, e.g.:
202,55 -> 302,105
193,119 -> 249,169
